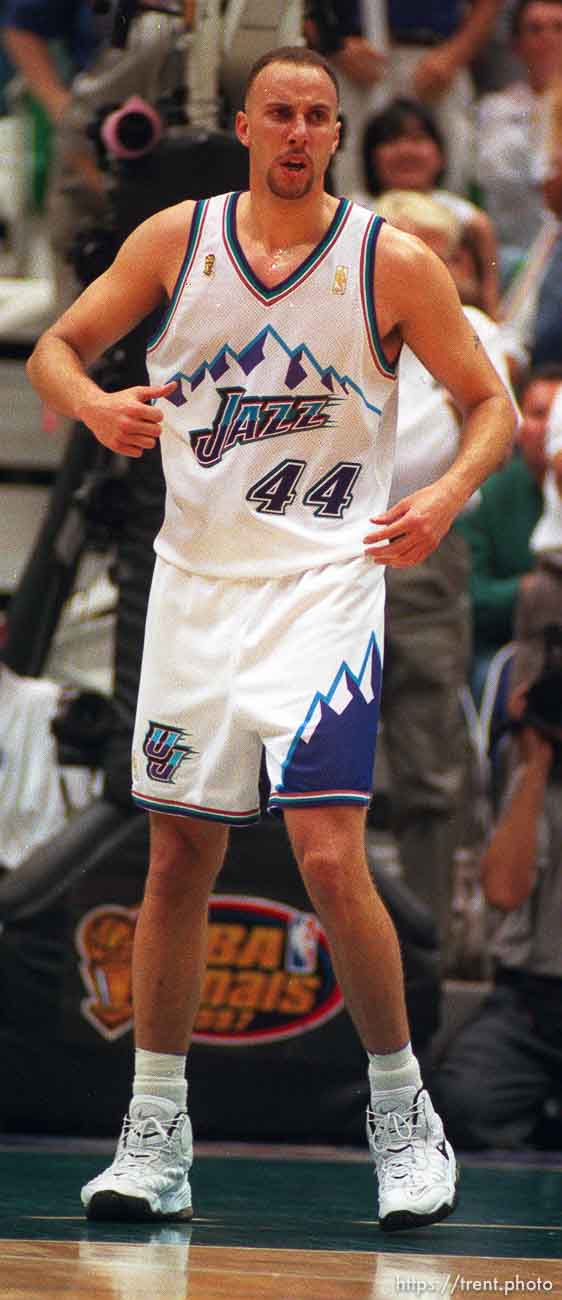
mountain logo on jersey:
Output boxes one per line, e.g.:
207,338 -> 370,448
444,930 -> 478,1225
142,721 -> 196,783
189,386 -> 343,468
160,324 -> 382,468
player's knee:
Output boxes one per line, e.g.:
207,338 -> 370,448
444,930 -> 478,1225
298,845 -> 352,910
147,814 -> 226,894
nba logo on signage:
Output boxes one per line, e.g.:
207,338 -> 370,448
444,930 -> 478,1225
285,912 -> 319,974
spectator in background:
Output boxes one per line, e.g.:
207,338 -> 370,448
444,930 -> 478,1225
304,2 -> 386,92
457,365 -> 562,704
357,97 -> 500,319
433,670 -> 562,1150
304,0 -> 388,196
307,1 -> 505,196
383,0 -> 505,194
522,69 -> 562,366
1,0 -> 113,307
476,0 -> 562,290
471,0 -> 524,95
2,2 -> 195,316
500,51 -> 562,369
528,388 -> 562,576
0,34 -> 15,114
549,395 -> 562,496
513,384 -> 562,687
373,189 -> 514,962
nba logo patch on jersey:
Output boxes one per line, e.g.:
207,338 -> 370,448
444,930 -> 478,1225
332,265 -> 349,295
285,912 -> 319,973
203,253 -> 216,277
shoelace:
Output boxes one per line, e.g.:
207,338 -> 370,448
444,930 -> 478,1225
115,1114 -> 181,1167
367,1101 -> 428,1185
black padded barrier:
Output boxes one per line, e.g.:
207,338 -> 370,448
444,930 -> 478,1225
0,813 -> 440,1140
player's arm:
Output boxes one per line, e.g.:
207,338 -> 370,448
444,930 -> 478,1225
365,226 -> 517,567
26,201 -> 195,457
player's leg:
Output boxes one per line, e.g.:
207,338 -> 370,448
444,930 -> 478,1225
284,795 -> 458,1230
132,811 -> 228,1054
284,803 -> 409,1051
81,562 -> 261,1222
81,812 -> 228,1223
253,557 -> 457,1228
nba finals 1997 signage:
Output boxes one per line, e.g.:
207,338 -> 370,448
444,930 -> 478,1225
193,895 -> 344,1045
75,895 -> 344,1044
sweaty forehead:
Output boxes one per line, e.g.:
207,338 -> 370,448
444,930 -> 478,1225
248,62 -> 338,110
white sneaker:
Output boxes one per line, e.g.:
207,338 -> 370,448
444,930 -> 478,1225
367,1086 -> 459,1231
81,1096 -> 193,1222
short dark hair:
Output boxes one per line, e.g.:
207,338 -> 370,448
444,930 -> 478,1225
244,45 -> 340,108
511,0 -> 562,39
361,97 -> 446,196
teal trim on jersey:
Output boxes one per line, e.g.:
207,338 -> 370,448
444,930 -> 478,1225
166,323 -> 383,416
132,791 -> 260,825
146,198 -> 209,351
225,192 -> 351,301
361,216 -> 397,378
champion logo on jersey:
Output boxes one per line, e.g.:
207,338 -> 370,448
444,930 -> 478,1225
203,253 -> 216,277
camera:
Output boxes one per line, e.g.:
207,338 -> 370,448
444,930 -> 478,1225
523,622 -> 562,737
489,623 -> 562,767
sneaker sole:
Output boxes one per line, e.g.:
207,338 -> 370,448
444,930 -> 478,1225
379,1184 -> 459,1233
85,1192 -> 194,1223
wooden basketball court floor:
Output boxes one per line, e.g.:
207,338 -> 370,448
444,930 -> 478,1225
0,1140 -> 560,1298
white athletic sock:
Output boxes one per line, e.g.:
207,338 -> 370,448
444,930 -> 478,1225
368,1042 -> 423,1098
133,1048 -> 188,1110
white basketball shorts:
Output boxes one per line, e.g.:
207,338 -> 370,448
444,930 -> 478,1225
131,553 -> 385,825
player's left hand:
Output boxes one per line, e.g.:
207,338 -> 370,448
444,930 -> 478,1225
363,484 -> 458,566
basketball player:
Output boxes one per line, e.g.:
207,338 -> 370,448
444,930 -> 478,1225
27,46 -> 516,1231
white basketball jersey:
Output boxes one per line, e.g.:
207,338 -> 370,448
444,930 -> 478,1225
147,192 -> 398,578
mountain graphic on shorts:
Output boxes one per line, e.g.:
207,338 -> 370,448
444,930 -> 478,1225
277,632 -> 382,798
163,325 -> 382,413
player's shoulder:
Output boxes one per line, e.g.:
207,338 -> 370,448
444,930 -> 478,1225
375,220 -> 440,287
137,197 -> 200,241
132,190 -> 233,249
121,199 -> 203,279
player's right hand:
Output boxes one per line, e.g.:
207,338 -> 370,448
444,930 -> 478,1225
78,381 -> 177,457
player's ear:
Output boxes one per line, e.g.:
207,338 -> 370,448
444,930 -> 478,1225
236,110 -> 250,149
331,118 -> 341,155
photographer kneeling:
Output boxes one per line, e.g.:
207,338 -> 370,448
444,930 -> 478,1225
432,638 -> 562,1149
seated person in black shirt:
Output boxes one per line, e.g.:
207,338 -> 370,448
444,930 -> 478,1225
432,646 -> 562,1148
